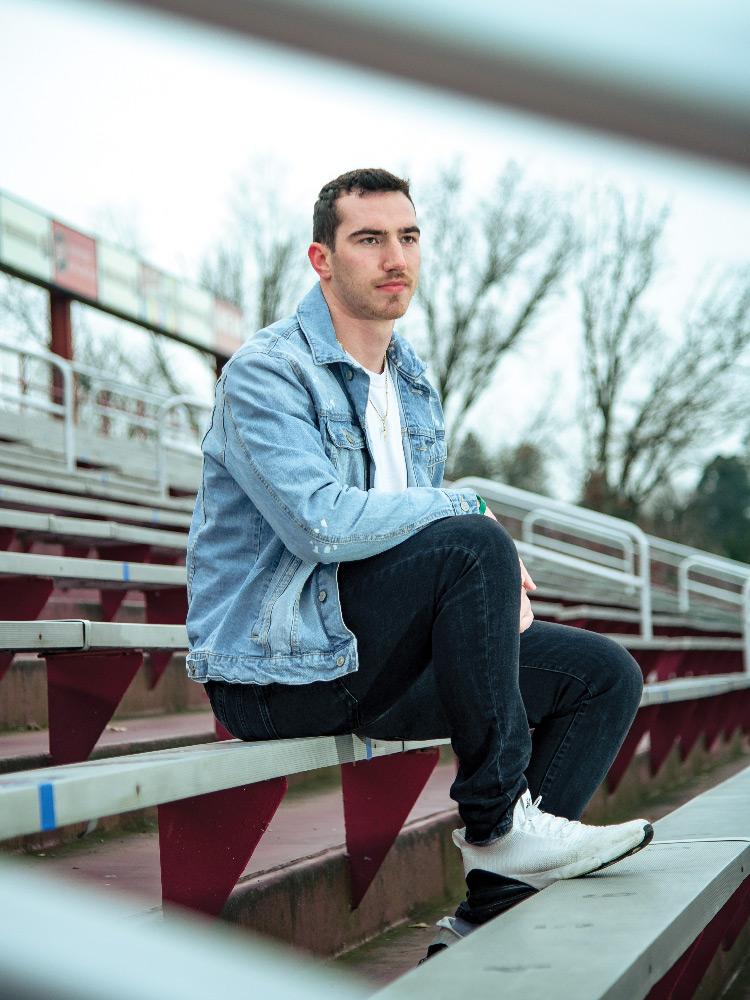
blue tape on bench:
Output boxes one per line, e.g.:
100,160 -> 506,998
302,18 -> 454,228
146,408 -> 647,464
366,738 -> 372,761
38,783 -> 56,830
152,510 -> 160,523
122,562 -> 130,581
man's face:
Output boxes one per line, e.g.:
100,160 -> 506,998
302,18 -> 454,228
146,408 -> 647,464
320,190 -> 421,323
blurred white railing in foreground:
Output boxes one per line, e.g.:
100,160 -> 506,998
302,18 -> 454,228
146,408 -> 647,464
0,856 -> 363,1000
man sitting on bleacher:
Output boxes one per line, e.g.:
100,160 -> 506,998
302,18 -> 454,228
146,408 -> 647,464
186,168 -> 652,944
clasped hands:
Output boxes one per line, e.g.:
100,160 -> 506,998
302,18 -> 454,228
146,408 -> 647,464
482,503 -> 536,633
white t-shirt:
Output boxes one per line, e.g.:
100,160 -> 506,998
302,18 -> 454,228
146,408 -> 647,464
363,361 -> 408,494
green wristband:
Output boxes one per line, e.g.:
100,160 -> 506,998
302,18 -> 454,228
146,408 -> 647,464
476,495 -> 487,515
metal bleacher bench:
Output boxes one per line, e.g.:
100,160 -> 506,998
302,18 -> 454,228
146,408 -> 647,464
0,507 -> 188,553
0,482 -> 192,529
1,619 -> 749,899
374,764 -> 750,1000
0,549 -> 185,590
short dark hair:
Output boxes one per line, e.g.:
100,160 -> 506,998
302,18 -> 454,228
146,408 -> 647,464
313,168 -> 413,249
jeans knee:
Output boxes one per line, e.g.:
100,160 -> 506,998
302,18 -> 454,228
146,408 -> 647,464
592,636 -> 644,712
460,515 -> 520,576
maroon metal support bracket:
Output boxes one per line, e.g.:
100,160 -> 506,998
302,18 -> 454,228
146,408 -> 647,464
145,587 -> 188,625
97,544 -> 152,622
647,876 -> 750,999
45,650 -> 143,764
0,576 -> 55,686
607,704 -> 658,793
341,746 -> 440,909
158,777 -> 288,917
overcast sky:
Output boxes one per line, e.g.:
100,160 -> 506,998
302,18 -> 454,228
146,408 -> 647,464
1,0 -> 749,495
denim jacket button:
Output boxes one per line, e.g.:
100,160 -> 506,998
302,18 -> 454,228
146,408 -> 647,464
460,500 -> 470,512
345,369 -> 353,380
318,590 -> 327,602
336,655 -> 345,667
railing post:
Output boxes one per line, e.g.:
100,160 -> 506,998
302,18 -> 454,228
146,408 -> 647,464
634,527 -> 653,640
743,578 -> 750,675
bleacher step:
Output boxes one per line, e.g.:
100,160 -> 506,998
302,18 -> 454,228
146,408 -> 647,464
0,709 -> 216,774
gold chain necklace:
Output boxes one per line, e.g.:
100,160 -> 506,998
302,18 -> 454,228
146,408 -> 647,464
335,337 -> 390,440
368,357 -> 389,440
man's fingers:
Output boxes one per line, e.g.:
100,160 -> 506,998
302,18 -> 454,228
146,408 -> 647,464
519,557 -> 537,591
519,589 -> 534,633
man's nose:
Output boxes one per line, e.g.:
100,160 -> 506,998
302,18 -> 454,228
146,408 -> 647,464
382,238 -> 406,271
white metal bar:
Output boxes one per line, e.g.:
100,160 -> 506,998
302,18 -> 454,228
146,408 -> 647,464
522,509 -> 636,578
459,478 -> 654,639
0,620 -> 188,652
0,482 -> 193,529
0,508 -> 188,550
0,550 -> 186,587
0,857 -> 366,1000
157,395 -> 211,497
119,0 -> 750,168
0,732 -> 451,841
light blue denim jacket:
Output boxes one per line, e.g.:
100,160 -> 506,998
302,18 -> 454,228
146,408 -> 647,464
186,283 -> 480,685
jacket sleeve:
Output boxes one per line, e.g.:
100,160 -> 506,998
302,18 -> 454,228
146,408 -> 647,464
219,349 -> 481,564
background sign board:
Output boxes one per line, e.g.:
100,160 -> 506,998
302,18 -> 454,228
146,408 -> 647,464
52,221 -> 98,300
0,190 -> 243,358
0,194 -> 53,283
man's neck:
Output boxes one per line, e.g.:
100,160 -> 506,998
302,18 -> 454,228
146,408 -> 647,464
323,292 -> 393,374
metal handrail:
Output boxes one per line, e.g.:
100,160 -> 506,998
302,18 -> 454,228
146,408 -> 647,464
157,395 -> 212,496
0,341 -> 75,470
455,477 -> 653,638
678,553 -> 750,612
0,340 -> 209,491
522,508 -> 636,579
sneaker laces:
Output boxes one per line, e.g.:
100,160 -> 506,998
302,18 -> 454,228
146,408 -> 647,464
519,794 -> 581,837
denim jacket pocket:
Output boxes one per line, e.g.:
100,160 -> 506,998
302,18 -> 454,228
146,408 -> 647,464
324,418 -> 368,490
408,428 -> 447,485
251,550 -> 304,652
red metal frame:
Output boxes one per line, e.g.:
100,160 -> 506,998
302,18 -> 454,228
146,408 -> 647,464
145,587 -> 188,625
646,876 -> 750,999
158,777 -> 287,916
45,650 -> 143,764
341,747 -> 441,909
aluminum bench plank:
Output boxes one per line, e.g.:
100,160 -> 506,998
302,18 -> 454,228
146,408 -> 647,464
0,461 -> 194,510
0,483 -> 193,528
0,620 -> 188,652
0,508 -> 188,550
607,634 -> 744,651
374,766 -> 750,1000
0,733 -> 451,840
0,550 -> 186,587
557,605 -> 742,632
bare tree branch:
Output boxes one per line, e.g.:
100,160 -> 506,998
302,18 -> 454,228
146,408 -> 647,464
579,189 -> 750,516
413,162 -> 579,449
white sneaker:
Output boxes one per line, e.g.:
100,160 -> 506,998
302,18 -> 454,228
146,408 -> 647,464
453,791 -> 653,891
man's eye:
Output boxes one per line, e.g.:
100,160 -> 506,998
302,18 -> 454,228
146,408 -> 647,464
402,235 -> 418,244
361,236 -> 378,245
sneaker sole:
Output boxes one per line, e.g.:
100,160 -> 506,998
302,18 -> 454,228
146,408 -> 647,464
513,822 -> 655,888
580,821 -> 654,877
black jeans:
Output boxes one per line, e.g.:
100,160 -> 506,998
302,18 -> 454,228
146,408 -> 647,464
206,516 -> 643,843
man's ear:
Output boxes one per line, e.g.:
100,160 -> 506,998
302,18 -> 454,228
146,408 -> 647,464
308,242 -> 332,279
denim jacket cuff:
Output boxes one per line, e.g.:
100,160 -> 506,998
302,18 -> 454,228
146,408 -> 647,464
442,489 -> 481,517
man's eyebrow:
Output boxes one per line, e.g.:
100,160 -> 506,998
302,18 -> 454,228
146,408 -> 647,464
347,226 -> 421,238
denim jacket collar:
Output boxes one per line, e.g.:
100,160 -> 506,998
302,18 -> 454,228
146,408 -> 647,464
296,282 -> 428,382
